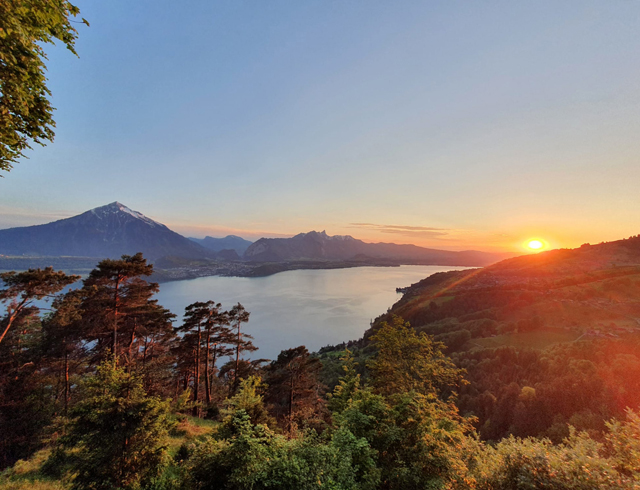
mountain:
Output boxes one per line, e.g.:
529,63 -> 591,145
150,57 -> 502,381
189,235 -> 252,255
243,230 -> 508,266
0,202 -> 215,261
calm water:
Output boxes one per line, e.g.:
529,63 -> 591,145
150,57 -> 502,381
156,265 -> 468,360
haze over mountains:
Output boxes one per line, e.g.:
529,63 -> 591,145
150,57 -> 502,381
0,202 -> 509,269
244,230 -> 507,266
189,235 -> 253,255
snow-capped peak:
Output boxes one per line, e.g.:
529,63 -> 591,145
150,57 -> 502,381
90,202 -> 164,228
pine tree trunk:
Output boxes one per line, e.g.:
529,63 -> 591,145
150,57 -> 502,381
64,348 -> 70,415
113,277 -> 120,358
205,326 -> 211,405
234,322 -> 241,386
211,344 -> 218,399
194,326 -> 201,416
127,322 -> 136,367
289,374 -> 294,431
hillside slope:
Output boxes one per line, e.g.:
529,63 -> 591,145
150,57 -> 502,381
378,235 -> 640,349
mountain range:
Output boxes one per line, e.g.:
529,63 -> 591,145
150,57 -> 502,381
189,235 -> 253,255
0,203 -> 509,268
244,230 -> 508,266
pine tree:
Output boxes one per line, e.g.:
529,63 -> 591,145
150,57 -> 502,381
266,346 -> 326,433
228,303 -> 256,389
0,267 -> 79,346
54,357 -> 172,490
78,253 -> 158,361
42,289 -> 86,414
184,301 -> 234,405
176,302 -> 208,414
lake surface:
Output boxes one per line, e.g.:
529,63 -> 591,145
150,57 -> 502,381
156,265 -> 469,360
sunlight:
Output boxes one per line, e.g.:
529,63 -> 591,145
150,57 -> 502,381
527,239 -> 544,251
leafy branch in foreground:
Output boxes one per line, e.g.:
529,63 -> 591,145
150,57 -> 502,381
0,0 -> 88,172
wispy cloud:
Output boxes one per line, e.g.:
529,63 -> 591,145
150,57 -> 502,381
348,223 -> 450,239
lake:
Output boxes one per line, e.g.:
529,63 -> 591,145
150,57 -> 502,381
155,265 -> 469,360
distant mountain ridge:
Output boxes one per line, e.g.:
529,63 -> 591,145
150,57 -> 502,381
0,202 -> 214,261
189,235 -> 252,255
0,205 -> 511,269
243,230 -> 509,266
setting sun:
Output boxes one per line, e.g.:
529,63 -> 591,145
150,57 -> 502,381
527,239 -> 544,250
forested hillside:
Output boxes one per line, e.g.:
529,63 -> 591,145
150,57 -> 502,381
349,235 -> 640,443
2,248 -> 640,489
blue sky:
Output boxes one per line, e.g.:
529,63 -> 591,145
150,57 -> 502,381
2,1 -> 639,252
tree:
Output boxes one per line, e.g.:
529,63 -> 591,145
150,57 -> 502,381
177,301 -> 233,406
78,253 -> 155,359
218,358 -> 267,390
336,388 -> 477,490
222,376 -> 276,428
327,349 -> 361,414
265,346 -> 326,433
176,302 -> 207,413
228,303 -> 256,388
0,267 -> 79,347
0,0 -> 88,172
204,307 -> 234,403
185,410 -> 379,490
465,430 -> 630,490
122,298 -> 176,394
171,329 -> 200,403
367,315 -> 465,399
53,357 -> 172,490
0,268 -> 77,467
42,289 -> 86,414
0,303 -> 51,468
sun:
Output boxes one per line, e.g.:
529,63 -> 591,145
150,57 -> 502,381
527,239 -> 544,251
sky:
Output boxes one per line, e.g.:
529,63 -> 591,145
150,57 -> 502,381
2,1 -> 639,253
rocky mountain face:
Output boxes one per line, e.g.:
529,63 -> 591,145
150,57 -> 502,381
189,235 -> 253,255
243,230 -> 508,266
0,202 -> 215,261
